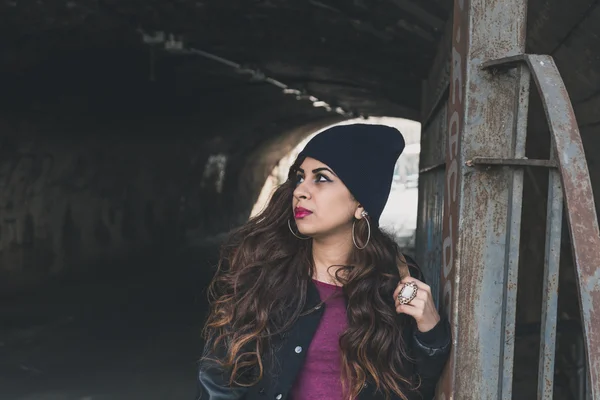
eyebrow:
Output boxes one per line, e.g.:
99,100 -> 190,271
297,167 -> 337,176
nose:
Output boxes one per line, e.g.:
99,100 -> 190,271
293,180 -> 311,201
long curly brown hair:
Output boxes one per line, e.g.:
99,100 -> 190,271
202,157 -> 419,400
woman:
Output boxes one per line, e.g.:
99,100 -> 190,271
197,124 -> 451,400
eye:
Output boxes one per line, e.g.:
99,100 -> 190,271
316,173 -> 332,183
295,174 -> 304,185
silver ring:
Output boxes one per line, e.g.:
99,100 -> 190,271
397,282 -> 418,305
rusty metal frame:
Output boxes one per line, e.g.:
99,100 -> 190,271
466,157 -> 557,168
481,53 -> 600,399
421,1 -> 598,399
435,0 -> 529,398
538,143 -> 563,399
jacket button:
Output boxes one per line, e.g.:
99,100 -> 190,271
294,346 -> 302,353
275,394 -> 282,399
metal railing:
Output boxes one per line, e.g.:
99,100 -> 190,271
478,54 -> 600,400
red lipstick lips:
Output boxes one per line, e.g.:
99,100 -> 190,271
294,207 -> 312,219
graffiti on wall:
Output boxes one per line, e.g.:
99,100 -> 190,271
438,0 -> 467,397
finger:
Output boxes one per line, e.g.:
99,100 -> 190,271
396,303 -> 420,316
397,300 -> 426,318
415,288 -> 429,301
400,276 -> 419,284
395,297 -> 414,308
410,298 -> 425,309
393,284 -> 403,299
395,296 -> 424,310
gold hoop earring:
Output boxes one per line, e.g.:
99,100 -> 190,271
352,210 -> 371,250
288,219 -> 311,240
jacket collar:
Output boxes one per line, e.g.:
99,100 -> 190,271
304,279 -> 322,311
304,278 -> 349,311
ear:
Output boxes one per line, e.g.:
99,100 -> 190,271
354,205 -> 365,220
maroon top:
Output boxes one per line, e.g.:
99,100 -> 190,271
290,279 -> 348,400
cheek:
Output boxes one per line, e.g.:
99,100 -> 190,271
317,191 -> 356,222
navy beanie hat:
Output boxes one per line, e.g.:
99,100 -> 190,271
297,123 -> 405,227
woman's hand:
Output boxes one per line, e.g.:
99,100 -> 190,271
393,277 -> 441,333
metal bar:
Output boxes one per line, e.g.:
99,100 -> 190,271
525,54 -> 600,399
466,157 -> 557,168
537,143 -> 563,399
421,19 -> 452,126
500,64 -> 530,399
419,162 -> 446,174
437,0 -> 529,398
417,73 -> 447,309
481,54 -> 527,70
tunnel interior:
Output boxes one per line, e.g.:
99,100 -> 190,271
1,0 -> 600,398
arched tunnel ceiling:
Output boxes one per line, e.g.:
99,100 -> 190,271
0,0 -> 452,125
2,0 -> 600,124
3,0 -> 600,127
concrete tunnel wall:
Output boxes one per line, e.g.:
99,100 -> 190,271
0,110 -> 340,295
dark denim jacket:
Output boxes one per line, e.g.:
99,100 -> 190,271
197,259 -> 451,400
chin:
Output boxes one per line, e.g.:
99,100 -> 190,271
296,220 -> 320,236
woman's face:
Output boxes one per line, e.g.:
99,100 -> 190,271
292,157 -> 363,237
